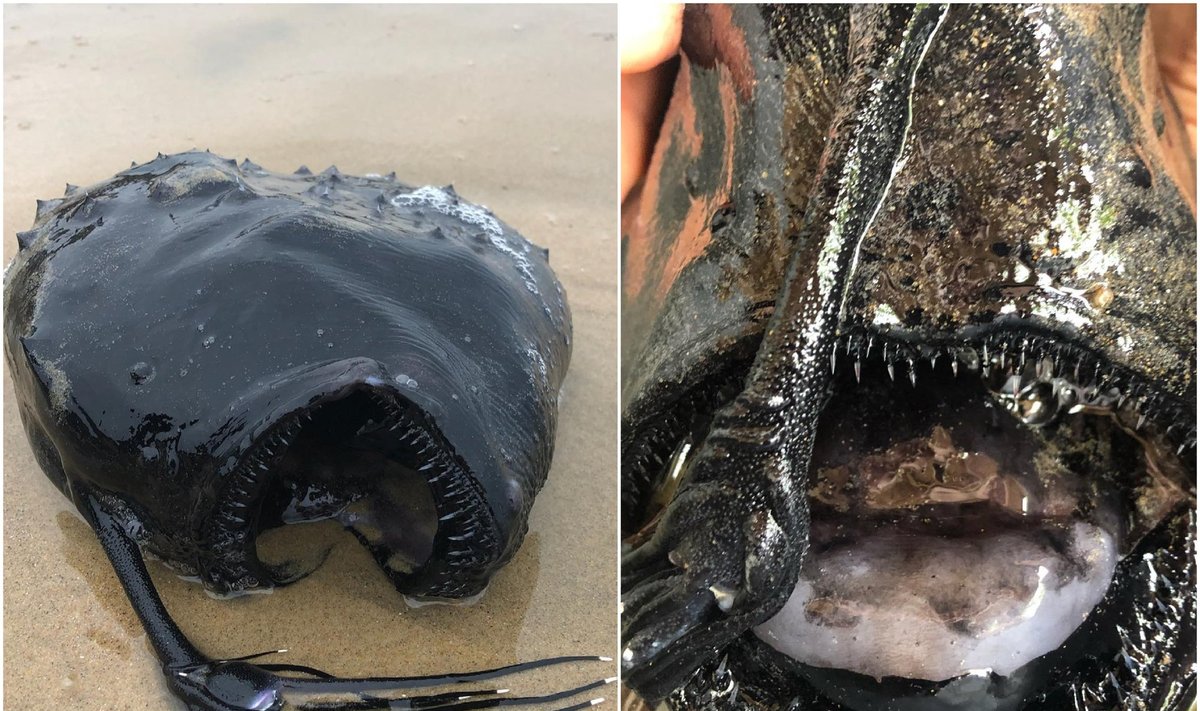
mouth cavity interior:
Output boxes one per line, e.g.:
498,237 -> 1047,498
636,334 -> 1193,684
220,387 -> 475,598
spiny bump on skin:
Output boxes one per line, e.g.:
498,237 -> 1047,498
16,230 -> 37,250
294,165 -> 312,176
64,183 -> 79,197
306,181 -> 333,199
35,199 -> 63,220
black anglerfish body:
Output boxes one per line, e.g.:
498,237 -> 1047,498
621,5 -> 1195,710
5,152 -> 605,709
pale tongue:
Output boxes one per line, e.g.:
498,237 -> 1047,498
754,521 -> 1117,681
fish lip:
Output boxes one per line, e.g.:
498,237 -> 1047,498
199,359 -> 503,600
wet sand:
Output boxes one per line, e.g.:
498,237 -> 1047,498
3,5 -> 617,709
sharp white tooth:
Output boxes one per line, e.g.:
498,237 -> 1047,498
887,362 -> 895,381
709,583 -> 737,612
831,350 -> 838,375
854,359 -> 862,383
951,359 -> 959,377
1137,413 -> 1147,429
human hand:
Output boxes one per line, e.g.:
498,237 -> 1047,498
1150,4 -> 1197,148
620,4 -> 681,201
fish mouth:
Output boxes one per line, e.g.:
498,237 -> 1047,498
625,321 -> 1194,703
203,382 -> 502,602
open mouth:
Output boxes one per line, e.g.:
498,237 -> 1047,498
203,385 -> 502,602
624,325 -> 1194,701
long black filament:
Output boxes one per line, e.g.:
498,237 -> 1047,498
278,655 -> 611,693
297,677 -> 613,711
83,491 -> 612,710
83,492 -> 206,669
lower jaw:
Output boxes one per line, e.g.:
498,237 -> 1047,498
746,352 -> 1168,689
754,518 -> 1119,682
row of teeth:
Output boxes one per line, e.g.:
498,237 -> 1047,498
831,332 -> 1196,454
362,391 -> 501,594
624,329 -> 1195,526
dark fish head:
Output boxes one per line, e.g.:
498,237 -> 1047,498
622,5 -> 1194,709
5,151 -> 571,601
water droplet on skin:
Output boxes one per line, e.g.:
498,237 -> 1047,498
197,323 -> 205,332
129,362 -> 155,385
326,342 -> 334,348
203,336 -> 215,348
316,328 -> 325,337
463,335 -> 472,343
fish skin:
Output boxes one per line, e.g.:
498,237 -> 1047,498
5,150 -> 572,601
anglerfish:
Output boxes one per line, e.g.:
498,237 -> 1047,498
621,5 -> 1195,710
5,151 -> 608,710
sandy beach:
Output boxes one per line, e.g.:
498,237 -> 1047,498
3,5 -> 617,709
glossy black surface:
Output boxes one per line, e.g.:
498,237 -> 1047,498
5,151 -> 571,600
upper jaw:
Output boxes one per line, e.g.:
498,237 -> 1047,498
831,316 -> 1196,455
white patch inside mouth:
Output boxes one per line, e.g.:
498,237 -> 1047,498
753,521 -> 1117,682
